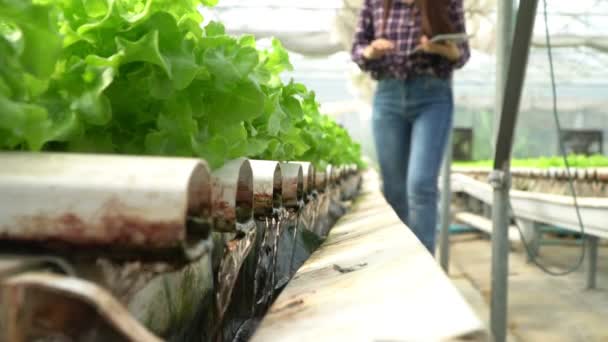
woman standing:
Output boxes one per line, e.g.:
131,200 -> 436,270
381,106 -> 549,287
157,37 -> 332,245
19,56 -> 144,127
351,0 -> 470,254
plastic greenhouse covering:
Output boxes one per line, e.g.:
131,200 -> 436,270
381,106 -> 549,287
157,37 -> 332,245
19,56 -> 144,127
208,0 -> 608,161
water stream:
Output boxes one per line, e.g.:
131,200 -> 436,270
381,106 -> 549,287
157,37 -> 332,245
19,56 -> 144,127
215,220 -> 257,334
207,186 -> 359,342
288,201 -> 305,276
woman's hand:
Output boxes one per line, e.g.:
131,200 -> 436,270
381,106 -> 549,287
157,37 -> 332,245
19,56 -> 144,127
363,39 -> 395,60
417,35 -> 461,62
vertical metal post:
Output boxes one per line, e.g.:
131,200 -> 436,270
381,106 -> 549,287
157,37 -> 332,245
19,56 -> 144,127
587,236 -> 599,289
439,129 -> 453,272
516,218 -> 541,262
489,171 -> 511,342
483,203 -> 492,219
494,0 -> 515,143
491,0 -> 539,341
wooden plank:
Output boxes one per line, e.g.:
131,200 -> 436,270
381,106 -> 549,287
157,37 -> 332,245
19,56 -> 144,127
252,173 -> 487,342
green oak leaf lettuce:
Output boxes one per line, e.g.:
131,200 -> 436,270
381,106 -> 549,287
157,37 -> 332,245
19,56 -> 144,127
0,0 -> 363,169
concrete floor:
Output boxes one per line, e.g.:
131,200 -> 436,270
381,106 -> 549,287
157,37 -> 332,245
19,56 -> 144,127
448,232 -> 608,342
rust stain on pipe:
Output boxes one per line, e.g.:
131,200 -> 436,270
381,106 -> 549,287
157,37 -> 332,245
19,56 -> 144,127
0,153 -> 213,260
280,163 -> 304,210
249,160 -> 282,219
211,160 -> 254,232
4,197 -> 183,249
292,162 -> 315,200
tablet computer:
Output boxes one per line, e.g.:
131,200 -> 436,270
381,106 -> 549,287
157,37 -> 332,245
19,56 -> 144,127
429,33 -> 473,44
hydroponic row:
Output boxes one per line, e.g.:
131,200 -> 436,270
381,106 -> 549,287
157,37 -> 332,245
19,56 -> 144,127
453,155 -> 608,169
0,0 -> 363,169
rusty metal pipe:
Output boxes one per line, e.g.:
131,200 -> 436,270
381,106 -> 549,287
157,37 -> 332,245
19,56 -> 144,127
326,165 -> 338,186
0,272 -> 163,342
211,159 -> 254,232
292,162 -> 315,200
249,160 -> 283,219
0,152 -> 212,261
315,169 -> 328,193
279,163 -> 304,210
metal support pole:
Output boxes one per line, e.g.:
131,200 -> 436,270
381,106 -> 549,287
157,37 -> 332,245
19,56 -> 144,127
587,236 -> 599,289
489,171 -> 511,342
439,129 -> 453,272
491,0 -> 539,341
516,218 -> 541,262
494,0 -> 516,144
483,203 -> 492,219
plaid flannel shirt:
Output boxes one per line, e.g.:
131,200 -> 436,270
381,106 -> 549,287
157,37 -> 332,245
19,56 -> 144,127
351,0 -> 470,80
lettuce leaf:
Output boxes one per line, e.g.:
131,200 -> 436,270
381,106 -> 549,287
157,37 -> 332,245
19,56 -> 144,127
0,0 -> 363,169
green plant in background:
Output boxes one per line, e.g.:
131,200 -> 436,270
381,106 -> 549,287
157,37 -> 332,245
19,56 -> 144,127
453,154 -> 608,168
0,0 -> 362,169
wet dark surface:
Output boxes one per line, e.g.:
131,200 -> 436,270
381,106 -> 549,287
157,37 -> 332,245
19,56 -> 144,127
216,177 -> 360,341
218,201 -> 331,342
1,174 -> 362,342
275,211 -> 299,290
168,289 -> 216,342
215,221 -> 257,335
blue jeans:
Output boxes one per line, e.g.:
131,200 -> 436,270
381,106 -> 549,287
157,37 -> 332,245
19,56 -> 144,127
372,76 -> 453,254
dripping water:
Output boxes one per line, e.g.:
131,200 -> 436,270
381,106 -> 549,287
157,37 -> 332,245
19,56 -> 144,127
215,219 -> 257,334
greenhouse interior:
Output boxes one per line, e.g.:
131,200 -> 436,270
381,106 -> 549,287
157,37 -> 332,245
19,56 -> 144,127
1,0 -> 607,341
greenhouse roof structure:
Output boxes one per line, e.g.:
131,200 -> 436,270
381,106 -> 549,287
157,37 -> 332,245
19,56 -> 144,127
206,0 -> 608,111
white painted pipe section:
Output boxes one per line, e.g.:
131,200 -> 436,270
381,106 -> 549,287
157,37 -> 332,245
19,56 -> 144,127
326,165 -> 339,184
249,160 -> 282,218
0,152 -> 211,256
452,173 -> 608,239
210,159 -> 254,232
292,162 -> 315,197
315,169 -> 328,193
279,162 -> 304,210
